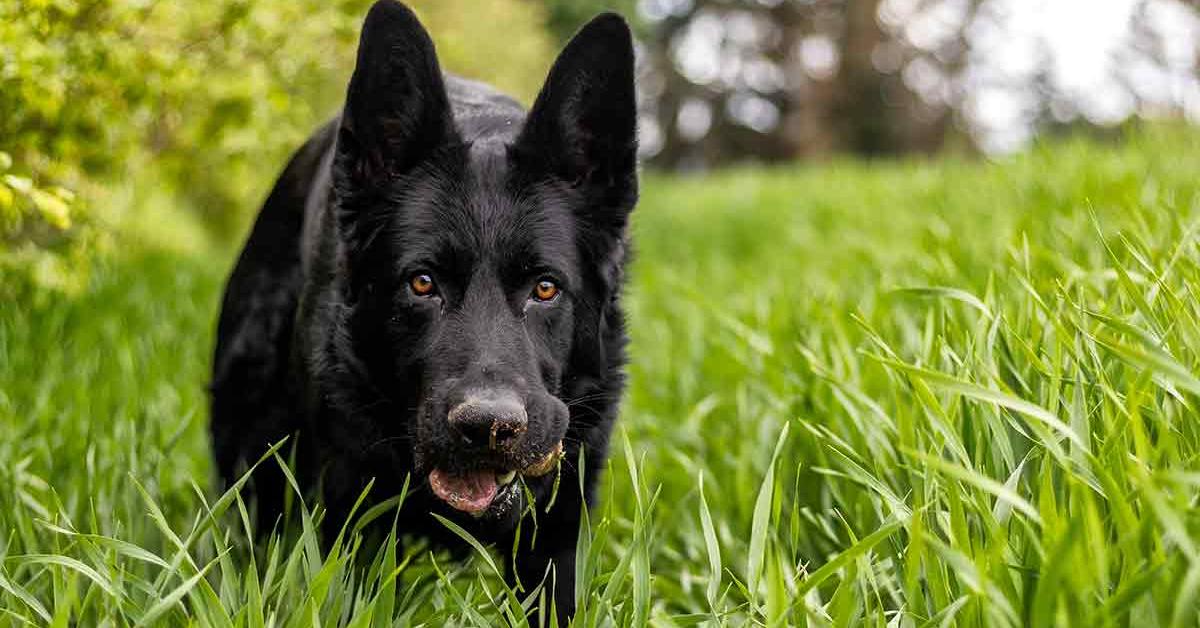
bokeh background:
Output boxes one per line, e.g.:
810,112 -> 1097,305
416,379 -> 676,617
3,0 -> 1198,295
6,2 -> 1200,625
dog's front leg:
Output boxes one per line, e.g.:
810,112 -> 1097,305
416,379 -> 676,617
512,540 -> 577,626
509,536 -> 577,626
507,490 -> 583,626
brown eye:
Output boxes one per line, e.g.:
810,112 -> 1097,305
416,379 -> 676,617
410,273 -> 436,297
532,279 -> 559,302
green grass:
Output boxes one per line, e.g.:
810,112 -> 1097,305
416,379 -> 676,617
3,126 -> 1200,626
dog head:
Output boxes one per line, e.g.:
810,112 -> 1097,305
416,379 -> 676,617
329,1 -> 636,521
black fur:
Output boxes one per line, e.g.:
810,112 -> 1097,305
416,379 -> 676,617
209,1 -> 636,622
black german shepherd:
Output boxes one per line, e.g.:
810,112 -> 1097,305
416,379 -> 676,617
209,0 -> 636,621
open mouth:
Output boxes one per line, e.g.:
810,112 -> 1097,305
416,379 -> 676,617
428,441 -> 564,516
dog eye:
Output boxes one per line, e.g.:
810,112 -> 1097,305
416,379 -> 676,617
409,273 -> 436,297
532,279 -> 560,302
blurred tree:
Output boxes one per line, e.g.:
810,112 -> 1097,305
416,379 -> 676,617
638,0 -> 969,169
637,0 -> 1199,169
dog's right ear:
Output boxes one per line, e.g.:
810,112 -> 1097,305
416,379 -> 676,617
515,13 -> 637,214
335,0 -> 456,190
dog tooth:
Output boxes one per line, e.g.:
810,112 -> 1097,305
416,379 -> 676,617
498,470 -> 516,484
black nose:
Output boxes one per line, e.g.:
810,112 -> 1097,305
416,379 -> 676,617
447,391 -> 528,450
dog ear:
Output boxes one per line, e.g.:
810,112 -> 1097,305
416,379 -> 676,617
516,13 -> 638,216
335,0 -> 456,189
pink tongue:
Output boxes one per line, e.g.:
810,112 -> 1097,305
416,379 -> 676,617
429,469 -> 498,515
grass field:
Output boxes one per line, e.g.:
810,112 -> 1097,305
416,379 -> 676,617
3,127 -> 1200,626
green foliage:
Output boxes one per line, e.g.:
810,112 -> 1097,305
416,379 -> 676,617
3,128 -> 1200,625
0,0 -> 555,292
0,150 -> 100,297
407,1 -> 558,104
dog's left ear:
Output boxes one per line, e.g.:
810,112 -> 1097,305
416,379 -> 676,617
516,13 -> 638,217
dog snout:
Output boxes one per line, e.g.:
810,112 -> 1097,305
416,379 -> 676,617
446,391 -> 528,450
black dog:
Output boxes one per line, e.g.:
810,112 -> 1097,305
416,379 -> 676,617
209,0 -> 635,621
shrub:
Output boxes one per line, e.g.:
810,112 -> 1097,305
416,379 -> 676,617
0,0 -> 555,292
0,150 -> 103,297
